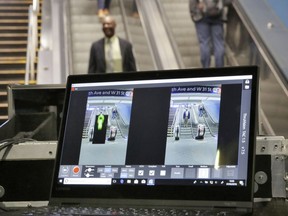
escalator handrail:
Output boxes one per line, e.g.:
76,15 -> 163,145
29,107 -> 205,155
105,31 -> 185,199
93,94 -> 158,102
118,1 -> 133,50
155,0 -> 185,69
63,0 -> 73,77
118,0 -> 141,71
135,0 -> 179,70
233,1 -> 288,97
233,1 -> 288,136
134,0 -> 159,69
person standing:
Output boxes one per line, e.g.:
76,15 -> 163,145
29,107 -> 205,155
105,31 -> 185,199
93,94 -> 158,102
88,16 -> 137,74
189,0 -> 229,68
183,109 -> 190,127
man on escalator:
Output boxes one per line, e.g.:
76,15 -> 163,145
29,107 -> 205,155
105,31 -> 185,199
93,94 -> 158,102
183,109 -> 191,127
88,16 -> 137,74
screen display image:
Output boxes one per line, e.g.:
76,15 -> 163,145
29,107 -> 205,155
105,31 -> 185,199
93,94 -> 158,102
164,85 -> 221,166
78,86 -> 221,167
58,74 -> 253,188
79,89 -> 133,165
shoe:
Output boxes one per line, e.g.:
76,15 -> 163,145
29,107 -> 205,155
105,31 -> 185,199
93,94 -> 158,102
103,9 -> 110,15
132,12 -> 139,18
98,9 -> 105,18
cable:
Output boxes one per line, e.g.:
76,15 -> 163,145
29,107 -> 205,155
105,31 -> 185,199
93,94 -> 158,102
0,131 -> 36,158
0,206 -> 8,212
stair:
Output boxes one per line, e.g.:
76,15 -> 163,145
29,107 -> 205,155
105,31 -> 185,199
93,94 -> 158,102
0,0 -> 41,125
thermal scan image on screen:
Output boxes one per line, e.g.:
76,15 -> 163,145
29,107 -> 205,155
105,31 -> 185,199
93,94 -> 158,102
78,89 -> 133,165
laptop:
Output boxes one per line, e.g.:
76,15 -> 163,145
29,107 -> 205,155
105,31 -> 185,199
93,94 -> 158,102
10,66 -> 259,215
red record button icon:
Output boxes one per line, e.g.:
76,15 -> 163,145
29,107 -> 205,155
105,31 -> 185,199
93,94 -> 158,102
73,166 -> 80,174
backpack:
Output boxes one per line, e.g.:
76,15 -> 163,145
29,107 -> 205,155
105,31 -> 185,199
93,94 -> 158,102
202,0 -> 223,18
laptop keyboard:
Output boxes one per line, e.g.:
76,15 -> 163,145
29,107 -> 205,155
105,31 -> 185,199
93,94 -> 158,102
14,206 -> 241,216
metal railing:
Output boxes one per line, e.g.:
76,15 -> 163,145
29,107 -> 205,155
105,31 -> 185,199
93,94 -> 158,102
155,0 -> 185,69
63,0 -> 73,77
136,0 -> 179,70
231,1 -> 288,137
25,0 -> 40,85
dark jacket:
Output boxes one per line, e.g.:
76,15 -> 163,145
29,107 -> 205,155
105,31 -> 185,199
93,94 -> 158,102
88,37 -> 136,74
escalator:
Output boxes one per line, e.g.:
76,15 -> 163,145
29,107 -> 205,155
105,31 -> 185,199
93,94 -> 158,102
68,0 -> 155,74
65,0 -> 288,138
154,0 -> 288,138
68,0 -> 127,74
120,0 -> 155,71
67,0 -> 182,73
158,0 -> 201,68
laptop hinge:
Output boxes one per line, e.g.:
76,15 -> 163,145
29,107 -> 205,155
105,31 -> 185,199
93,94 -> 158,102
60,202 -> 81,207
213,206 -> 251,213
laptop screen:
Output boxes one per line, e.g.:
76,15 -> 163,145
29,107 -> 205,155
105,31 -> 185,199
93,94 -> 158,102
52,66 -> 258,204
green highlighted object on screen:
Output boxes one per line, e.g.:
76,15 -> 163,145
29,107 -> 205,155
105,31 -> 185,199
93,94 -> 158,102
97,114 -> 105,130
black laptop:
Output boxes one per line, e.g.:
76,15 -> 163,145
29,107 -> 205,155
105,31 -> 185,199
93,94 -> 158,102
15,66 -> 259,215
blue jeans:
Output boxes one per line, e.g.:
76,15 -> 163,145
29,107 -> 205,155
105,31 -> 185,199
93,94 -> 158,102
98,0 -> 111,10
195,19 -> 225,68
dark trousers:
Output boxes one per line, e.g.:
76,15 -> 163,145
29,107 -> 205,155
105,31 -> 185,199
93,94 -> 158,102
195,19 -> 225,68
98,0 -> 111,10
